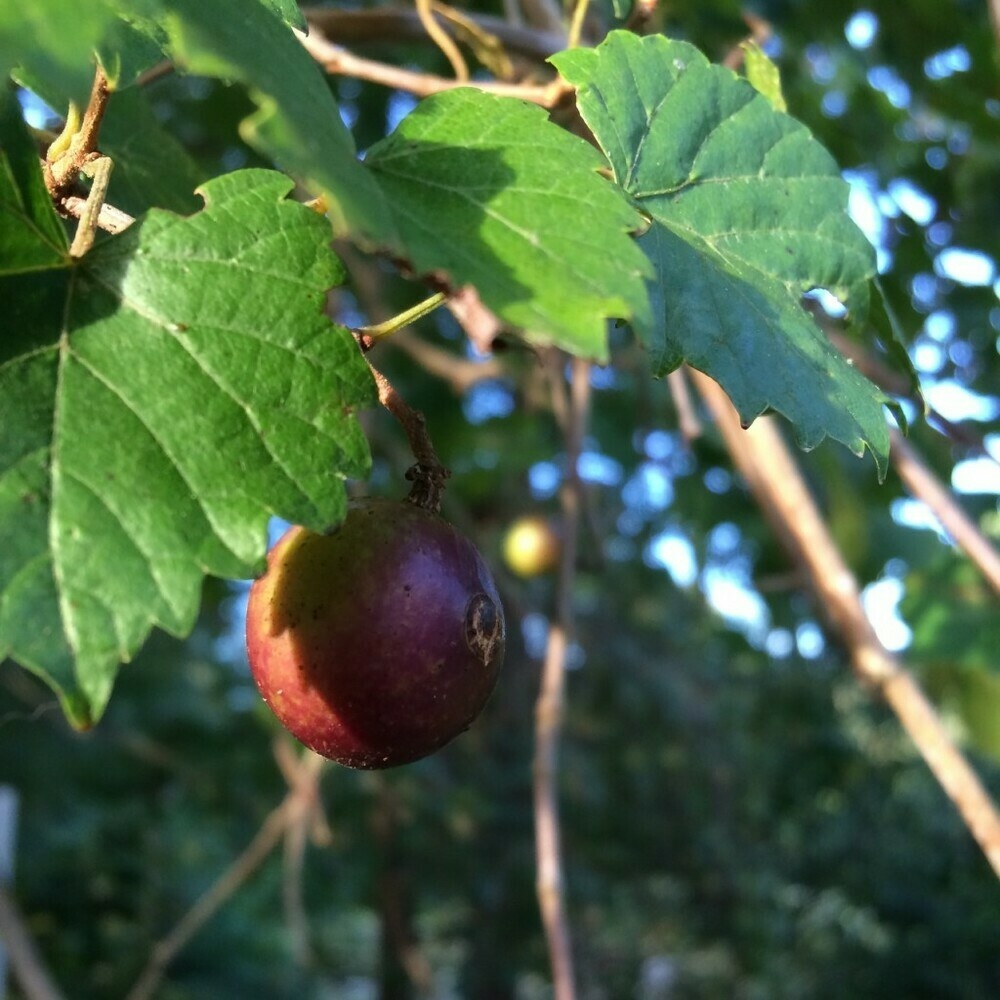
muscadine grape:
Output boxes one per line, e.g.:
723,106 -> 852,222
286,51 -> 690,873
246,498 -> 505,769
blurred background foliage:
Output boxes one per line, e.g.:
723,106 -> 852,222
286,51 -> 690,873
2,0 -> 999,997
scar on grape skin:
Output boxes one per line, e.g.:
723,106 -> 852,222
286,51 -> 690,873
465,593 -> 503,665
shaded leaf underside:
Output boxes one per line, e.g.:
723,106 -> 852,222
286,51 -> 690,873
366,87 -> 653,361
552,32 -> 891,473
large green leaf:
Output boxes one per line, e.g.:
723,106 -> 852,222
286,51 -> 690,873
366,87 -> 653,360
0,166 -> 375,727
151,0 -> 398,249
0,0 -> 121,106
553,32 -> 892,475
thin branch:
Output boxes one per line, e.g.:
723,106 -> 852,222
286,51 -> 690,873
668,368 -> 702,443
392,331 -> 504,393
691,370 -> 1000,879
337,243 -> 502,392
44,64 -> 111,198
566,0 -> 592,50
298,28 -> 572,108
989,0 -> 1000,55
367,362 -> 451,510
283,805 -> 315,968
69,156 -> 114,257
430,2 -> 515,80
533,355 -> 589,1000
890,427 -> 1000,596
125,752 -> 326,1000
445,284 -> 502,356
61,193 -> 134,235
0,884 -> 66,1000
415,0 -> 469,81
721,13 -> 773,70
302,5 -> 567,62
826,329 -> 997,463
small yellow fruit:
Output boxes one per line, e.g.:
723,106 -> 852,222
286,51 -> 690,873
502,515 -> 560,578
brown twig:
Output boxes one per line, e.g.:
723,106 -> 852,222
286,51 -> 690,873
989,0 -> 1000,55
283,805 -> 315,968
533,355 -> 590,1000
125,751 -> 326,1000
44,64 -> 111,199
691,370 -> 1000,879
890,427 -> 1000,596
667,368 -> 702,443
415,0 -> 469,81
721,13 -> 773,70
367,362 -> 451,510
0,884 -> 66,1000
68,156 -> 114,257
302,5 -> 567,62
446,285 -> 503,356
825,329 -> 996,462
61,193 -> 134,235
624,0 -> 659,35
298,28 -> 572,108
392,331 -> 504,393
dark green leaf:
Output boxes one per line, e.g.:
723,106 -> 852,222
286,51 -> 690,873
366,87 -> 653,360
97,13 -> 168,88
154,0 -> 398,249
553,32 -> 892,475
0,90 -> 68,271
96,87 -> 205,215
0,0 -> 120,107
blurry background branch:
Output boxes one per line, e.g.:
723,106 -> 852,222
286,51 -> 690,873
125,749 -> 326,1000
0,883 -> 65,1000
692,370 -> 1000,879
533,354 -> 590,1000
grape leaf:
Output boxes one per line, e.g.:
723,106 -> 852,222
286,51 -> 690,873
92,87 -> 205,215
150,0 -> 398,250
0,167 -> 374,727
0,91 -> 68,270
366,87 -> 653,360
552,32 -> 892,475
97,12 -> 169,88
0,0 -> 121,107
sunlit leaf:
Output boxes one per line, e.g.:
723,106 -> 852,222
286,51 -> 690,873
0,167 -> 374,726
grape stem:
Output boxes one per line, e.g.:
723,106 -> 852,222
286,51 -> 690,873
367,362 -> 450,511
356,292 -> 447,350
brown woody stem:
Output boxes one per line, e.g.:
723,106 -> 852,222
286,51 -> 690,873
692,369 -> 1000,880
367,362 -> 450,511
45,64 -> 111,200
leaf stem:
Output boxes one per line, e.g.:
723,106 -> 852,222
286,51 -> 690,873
357,292 -> 447,347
